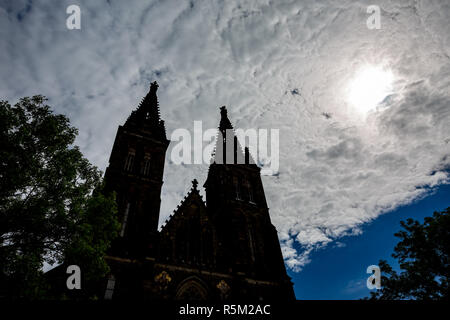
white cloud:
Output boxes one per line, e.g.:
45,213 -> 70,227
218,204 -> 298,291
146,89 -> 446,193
1,0 -> 449,272
343,278 -> 367,294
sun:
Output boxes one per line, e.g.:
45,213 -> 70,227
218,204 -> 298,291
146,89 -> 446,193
347,65 -> 394,114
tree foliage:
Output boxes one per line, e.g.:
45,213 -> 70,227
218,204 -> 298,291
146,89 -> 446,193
0,96 -> 119,299
369,207 -> 449,300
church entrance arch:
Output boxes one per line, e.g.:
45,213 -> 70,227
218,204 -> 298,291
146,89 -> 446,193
175,276 -> 209,300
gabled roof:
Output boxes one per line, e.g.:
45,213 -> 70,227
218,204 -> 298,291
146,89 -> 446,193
160,179 -> 207,233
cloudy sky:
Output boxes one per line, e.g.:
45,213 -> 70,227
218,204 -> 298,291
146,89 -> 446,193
1,0 -> 449,297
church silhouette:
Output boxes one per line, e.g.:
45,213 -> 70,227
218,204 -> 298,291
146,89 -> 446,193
103,82 -> 295,300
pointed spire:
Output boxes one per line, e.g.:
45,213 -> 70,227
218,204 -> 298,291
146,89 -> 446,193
214,106 -> 234,164
125,81 -> 167,140
219,106 -> 233,132
209,106 -> 257,166
191,179 -> 198,191
137,81 -> 161,124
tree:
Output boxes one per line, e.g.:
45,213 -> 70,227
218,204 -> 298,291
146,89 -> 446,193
0,96 -> 120,299
368,207 -> 449,300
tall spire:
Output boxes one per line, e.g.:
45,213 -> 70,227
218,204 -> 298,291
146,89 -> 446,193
210,106 -> 255,165
219,106 -> 233,132
137,81 -> 161,125
125,81 -> 166,140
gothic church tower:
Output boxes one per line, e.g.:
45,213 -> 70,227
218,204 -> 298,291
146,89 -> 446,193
204,107 -> 294,298
102,82 -> 294,300
104,82 -> 169,259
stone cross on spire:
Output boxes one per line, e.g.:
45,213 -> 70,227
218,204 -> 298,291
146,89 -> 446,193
191,179 -> 198,190
219,106 -> 233,132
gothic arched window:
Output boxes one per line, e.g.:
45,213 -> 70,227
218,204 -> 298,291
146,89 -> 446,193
119,202 -> 131,237
245,178 -> 255,204
124,149 -> 135,172
141,153 -> 151,176
233,176 -> 241,200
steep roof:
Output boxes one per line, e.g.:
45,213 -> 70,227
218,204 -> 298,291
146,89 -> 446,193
160,179 -> 207,233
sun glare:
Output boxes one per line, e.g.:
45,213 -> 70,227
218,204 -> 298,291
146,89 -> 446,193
348,66 -> 394,114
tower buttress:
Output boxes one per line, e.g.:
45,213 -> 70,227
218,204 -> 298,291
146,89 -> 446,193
104,81 -> 169,258
203,107 -> 293,300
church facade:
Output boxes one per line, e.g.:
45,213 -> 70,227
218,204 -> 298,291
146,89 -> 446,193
103,82 -> 295,300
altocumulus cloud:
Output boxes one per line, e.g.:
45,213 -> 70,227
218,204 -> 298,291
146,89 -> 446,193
1,0 -> 449,271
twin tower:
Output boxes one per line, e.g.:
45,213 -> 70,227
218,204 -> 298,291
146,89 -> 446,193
103,82 -> 295,300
